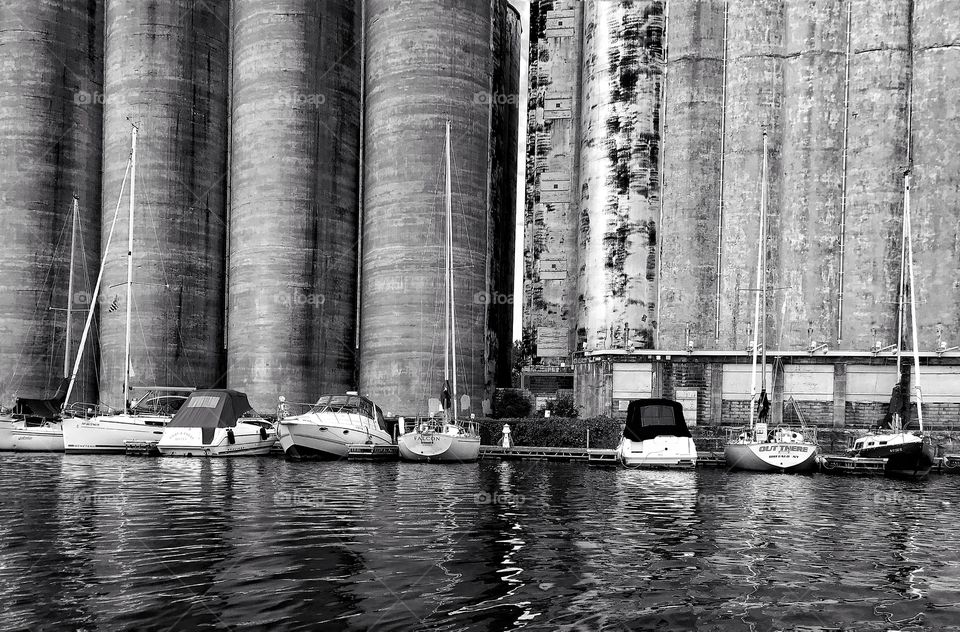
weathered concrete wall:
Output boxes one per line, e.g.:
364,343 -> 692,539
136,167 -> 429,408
228,0 -> 361,412
840,0 -> 910,351
778,0 -> 846,349
716,0 -> 785,351
99,0 -> 229,408
486,1 -> 522,396
577,0 -> 663,352
657,0 -> 726,351
523,0 -> 583,361
360,0 -> 512,417
910,0 -> 960,349
0,0 -> 102,406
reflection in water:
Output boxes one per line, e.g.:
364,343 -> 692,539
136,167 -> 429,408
0,455 -> 958,630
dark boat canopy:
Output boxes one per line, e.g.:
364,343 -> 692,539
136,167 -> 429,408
623,398 -> 692,442
14,378 -> 69,419
168,390 -> 254,429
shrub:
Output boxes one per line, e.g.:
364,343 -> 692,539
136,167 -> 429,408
492,389 -> 532,419
546,394 -> 579,418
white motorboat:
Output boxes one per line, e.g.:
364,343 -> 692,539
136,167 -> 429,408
277,392 -> 392,459
396,122 -> 480,464
617,399 -> 697,468
157,389 -> 276,457
723,133 -> 819,473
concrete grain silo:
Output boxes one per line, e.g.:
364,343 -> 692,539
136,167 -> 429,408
360,0 -> 521,417
523,0 -> 584,363
910,0 -> 960,348
0,0 -> 103,407
576,0 -> 664,352
99,0 -> 229,409
657,0 -> 726,350
227,0 -> 362,412
716,0 -> 785,350
839,0 -> 911,351
777,0 -> 847,349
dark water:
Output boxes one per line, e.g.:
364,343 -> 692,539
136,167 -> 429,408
1,455 -> 959,631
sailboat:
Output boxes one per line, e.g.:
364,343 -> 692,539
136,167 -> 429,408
397,122 -> 481,463
724,133 -> 819,473
847,173 -> 935,479
0,197 -> 85,452
62,126 -> 190,454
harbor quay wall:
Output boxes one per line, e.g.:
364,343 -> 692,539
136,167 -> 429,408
571,351 -> 960,431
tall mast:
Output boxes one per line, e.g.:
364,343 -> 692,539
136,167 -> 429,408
443,121 -> 450,417
445,121 -> 458,421
64,161 -> 131,407
895,176 -> 908,375
123,126 -> 137,414
904,173 -> 923,433
759,133 -> 769,392
748,133 -> 768,430
64,196 -> 79,378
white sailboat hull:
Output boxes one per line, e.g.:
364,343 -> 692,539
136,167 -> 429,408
398,430 -> 480,463
0,418 -> 64,452
157,423 -> 277,457
278,415 -> 393,460
62,415 -> 169,454
0,418 -> 18,450
617,436 -> 697,468
724,441 -> 819,473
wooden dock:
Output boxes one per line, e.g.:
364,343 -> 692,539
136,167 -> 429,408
346,444 -> 400,460
479,445 -> 618,463
124,441 -> 159,456
937,455 -> 960,473
817,454 -> 887,475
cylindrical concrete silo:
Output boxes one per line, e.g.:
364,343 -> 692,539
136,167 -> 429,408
228,0 -> 362,412
577,0 -> 664,352
100,0 -> 229,409
910,0 -> 960,346
839,0 -> 910,351
360,0 -> 513,417
716,0 -> 784,350
486,1 -> 522,393
0,0 -> 103,407
657,0 -> 726,350
777,0 -> 847,349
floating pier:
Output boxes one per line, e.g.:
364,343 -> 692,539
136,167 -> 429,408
817,454 -> 887,475
124,441 -> 160,456
480,446 -> 618,464
346,444 -> 400,460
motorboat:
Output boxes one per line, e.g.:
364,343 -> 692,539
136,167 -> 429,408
617,398 -> 697,468
157,389 -> 276,457
277,392 -> 392,459
723,133 -> 819,473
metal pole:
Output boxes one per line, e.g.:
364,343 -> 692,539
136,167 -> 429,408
64,196 -> 78,378
904,174 -> 923,433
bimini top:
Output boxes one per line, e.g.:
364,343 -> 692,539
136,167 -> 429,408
167,390 -> 254,429
623,398 -> 692,442
15,378 -> 69,419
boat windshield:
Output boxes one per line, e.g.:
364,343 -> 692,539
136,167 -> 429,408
623,399 -> 692,442
309,395 -> 375,419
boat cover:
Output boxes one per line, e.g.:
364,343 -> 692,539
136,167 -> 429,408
15,378 -> 69,418
623,399 -> 692,442
168,390 -> 254,443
